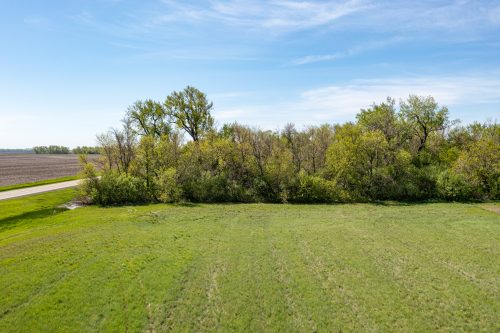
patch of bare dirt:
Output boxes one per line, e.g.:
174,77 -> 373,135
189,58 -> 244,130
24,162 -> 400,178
0,154 -> 99,187
480,205 -> 500,214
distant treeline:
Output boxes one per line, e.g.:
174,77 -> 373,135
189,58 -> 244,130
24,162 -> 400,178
0,149 -> 33,154
80,86 -> 499,205
72,146 -> 100,154
33,146 -> 100,154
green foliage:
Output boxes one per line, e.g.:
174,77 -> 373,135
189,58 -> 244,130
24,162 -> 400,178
127,99 -> 171,138
291,171 -> 338,203
80,164 -> 147,205
437,169 -> 473,201
83,89 -> 500,204
164,86 -> 214,141
33,145 -> 70,154
71,146 -> 100,154
357,97 -> 400,142
154,168 -> 183,203
453,136 -> 500,199
399,95 -> 451,153
96,172 -> 147,205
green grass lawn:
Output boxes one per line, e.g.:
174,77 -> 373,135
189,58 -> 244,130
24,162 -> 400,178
0,192 -> 499,332
0,175 -> 78,192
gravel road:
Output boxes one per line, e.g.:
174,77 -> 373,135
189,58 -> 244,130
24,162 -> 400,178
0,179 -> 81,201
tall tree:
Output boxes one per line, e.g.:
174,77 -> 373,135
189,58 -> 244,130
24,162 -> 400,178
357,97 -> 399,142
127,99 -> 171,138
164,86 -> 214,141
399,95 -> 451,153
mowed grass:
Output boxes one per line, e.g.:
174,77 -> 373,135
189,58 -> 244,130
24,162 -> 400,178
0,192 -> 499,332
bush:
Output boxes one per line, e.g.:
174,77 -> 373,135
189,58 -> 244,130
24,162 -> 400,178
291,172 -> 338,203
155,168 -> 183,203
81,171 -> 147,205
437,170 -> 473,201
79,161 -> 100,204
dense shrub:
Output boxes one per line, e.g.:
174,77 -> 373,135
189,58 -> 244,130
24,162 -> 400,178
154,168 -> 183,203
437,170 -> 473,201
453,138 -> 500,200
291,172 -> 338,203
98,173 -> 148,205
80,167 -> 148,205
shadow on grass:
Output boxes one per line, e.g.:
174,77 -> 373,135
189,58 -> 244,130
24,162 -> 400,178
94,201 -> 202,209
175,202 -> 201,208
0,207 -> 68,233
370,199 -> 495,206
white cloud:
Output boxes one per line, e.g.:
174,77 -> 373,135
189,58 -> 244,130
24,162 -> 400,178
211,75 -> 500,128
213,109 -> 249,120
153,0 -> 500,36
298,76 -> 500,118
488,5 -> 500,25
68,1 -> 500,45
343,0 -> 500,35
23,16 -> 54,30
157,0 -> 369,32
290,36 -> 405,65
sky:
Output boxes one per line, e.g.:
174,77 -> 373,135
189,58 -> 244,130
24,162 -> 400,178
1,0 -> 500,148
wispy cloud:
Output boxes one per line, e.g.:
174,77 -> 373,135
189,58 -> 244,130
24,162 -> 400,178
298,76 -> 500,118
343,1 -> 500,35
157,0 -> 370,32
290,36 -> 405,65
23,16 -> 54,30
212,75 -> 500,128
66,0 -> 500,50
152,1 -> 500,36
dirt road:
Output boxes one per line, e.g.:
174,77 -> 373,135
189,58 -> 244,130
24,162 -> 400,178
0,179 -> 81,201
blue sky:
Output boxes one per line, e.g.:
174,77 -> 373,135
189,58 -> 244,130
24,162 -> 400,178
1,0 -> 500,148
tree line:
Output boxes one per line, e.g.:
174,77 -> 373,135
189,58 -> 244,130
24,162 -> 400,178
80,86 -> 499,205
33,146 -> 100,154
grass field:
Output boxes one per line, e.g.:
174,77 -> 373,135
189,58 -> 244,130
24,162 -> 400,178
0,192 -> 498,332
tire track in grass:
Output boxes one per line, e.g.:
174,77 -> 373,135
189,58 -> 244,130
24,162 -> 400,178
296,234 -> 378,332
196,221 -> 226,332
353,210 -> 499,297
210,212 -> 295,332
269,234 -> 318,333
0,232 -> 98,322
368,205 -> 499,291
159,258 -> 202,331
340,221 -> 498,331
159,217 -> 228,332
1,219 -> 189,332
270,225 -> 352,331
321,222 -> 490,330
197,259 -> 225,331
364,240 -> 492,330
298,224 -> 431,331
139,279 -> 155,333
